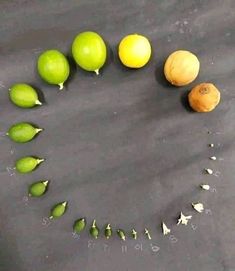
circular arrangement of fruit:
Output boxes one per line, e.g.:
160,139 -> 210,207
7,31 -> 221,240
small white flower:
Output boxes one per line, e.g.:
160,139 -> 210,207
200,184 -> 210,190
205,168 -> 213,174
177,212 -> 192,225
192,202 -> 204,213
162,222 -> 171,235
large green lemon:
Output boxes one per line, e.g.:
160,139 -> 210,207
37,50 -> 70,90
72,31 -> 107,75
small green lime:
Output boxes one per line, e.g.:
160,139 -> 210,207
73,218 -> 86,233
37,50 -> 70,90
16,156 -> 44,173
9,83 -> 42,108
117,229 -> 126,241
29,180 -> 49,197
104,224 -> 112,239
90,220 -> 99,239
50,202 -> 67,219
7,122 -> 42,143
72,31 -> 107,74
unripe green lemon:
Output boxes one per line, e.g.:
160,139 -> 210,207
29,180 -> 49,197
50,202 -> 67,219
37,49 -> 70,90
72,31 -> 107,75
9,83 -> 42,108
16,156 -> 44,173
7,122 -> 42,143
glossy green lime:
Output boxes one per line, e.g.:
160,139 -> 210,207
117,229 -> 126,241
72,31 -> 107,74
50,201 -> 67,219
37,49 -> 70,90
9,83 -> 42,108
16,156 -> 44,173
7,122 -> 42,143
73,218 -> 86,233
131,228 -> 137,239
104,223 -> 112,239
90,220 -> 99,239
29,180 -> 49,197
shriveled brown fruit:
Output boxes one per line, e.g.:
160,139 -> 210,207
188,83 -> 221,112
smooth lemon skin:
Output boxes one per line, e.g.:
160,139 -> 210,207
72,31 -> 107,74
37,50 -> 70,89
164,50 -> 200,86
118,34 -> 151,68
9,83 -> 41,108
16,156 -> 44,173
7,122 -> 42,143
188,83 -> 221,112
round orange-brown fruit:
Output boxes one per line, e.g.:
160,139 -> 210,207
188,83 -> 221,112
164,50 -> 200,86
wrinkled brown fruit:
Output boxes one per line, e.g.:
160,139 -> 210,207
188,83 -> 220,112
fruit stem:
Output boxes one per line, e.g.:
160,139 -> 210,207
37,158 -> 45,164
92,219 -> 96,228
35,128 -> 43,133
94,69 -> 99,75
43,180 -> 49,186
59,83 -> 64,90
62,201 -> 67,207
35,100 -> 42,105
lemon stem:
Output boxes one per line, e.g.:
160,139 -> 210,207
94,69 -> 99,75
35,128 -> 43,134
59,83 -> 64,90
62,201 -> 67,207
43,180 -> 49,186
35,100 -> 42,105
37,158 -> 45,164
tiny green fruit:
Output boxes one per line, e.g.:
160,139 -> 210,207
7,122 -> 42,143
117,229 -> 126,241
72,31 -> 107,75
16,156 -> 44,173
9,83 -> 42,108
50,201 -> 68,219
90,220 -> 99,239
73,218 -> 86,234
37,49 -> 70,90
29,180 -> 49,197
104,224 -> 112,239
131,228 -> 137,239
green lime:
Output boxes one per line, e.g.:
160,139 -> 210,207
9,83 -> 42,108
90,220 -> 99,239
117,229 -> 126,241
104,224 -> 112,239
16,156 -> 44,173
72,31 -> 107,74
50,202 -> 67,219
73,218 -> 86,233
7,122 -> 42,143
29,180 -> 49,197
37,49 -> 70,90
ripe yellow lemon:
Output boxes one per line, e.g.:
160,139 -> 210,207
118,34 -> 151,68
164,50 -> 200,86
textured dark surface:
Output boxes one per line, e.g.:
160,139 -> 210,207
0,0 -> 235,270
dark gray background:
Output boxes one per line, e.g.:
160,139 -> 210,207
0,0 -> 235,270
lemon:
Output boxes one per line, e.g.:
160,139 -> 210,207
37,50 -> 70,90
16,156 -> 44,173
164,50 -> 200,86
29,180 -> 49,197
9,83 -> 42,108
72,31 -> 107,75
118,34 -> 151,68
7,122 -> 42,143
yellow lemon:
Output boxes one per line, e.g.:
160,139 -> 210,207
118,34 -> 151,68
164,50 -> 200,86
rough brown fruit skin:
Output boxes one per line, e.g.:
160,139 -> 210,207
188,83 -> 221,112
164,50 -> 200,86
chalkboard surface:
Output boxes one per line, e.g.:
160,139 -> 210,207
0,1 -> 235,270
